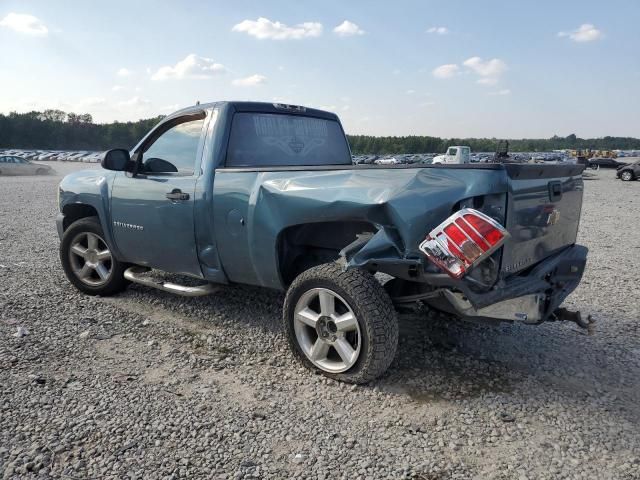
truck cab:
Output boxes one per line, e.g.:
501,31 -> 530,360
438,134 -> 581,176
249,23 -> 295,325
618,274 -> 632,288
432,146 -> 471,165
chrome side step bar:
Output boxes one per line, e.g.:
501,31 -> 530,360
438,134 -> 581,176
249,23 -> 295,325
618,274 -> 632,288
124,266 -> 219,297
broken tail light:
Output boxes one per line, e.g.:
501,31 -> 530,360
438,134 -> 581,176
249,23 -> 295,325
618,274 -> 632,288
419,208 -> 509,279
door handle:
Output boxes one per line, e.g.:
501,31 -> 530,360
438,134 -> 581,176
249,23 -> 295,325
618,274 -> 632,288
166,189 -> 190,201
548,181 -> 562,202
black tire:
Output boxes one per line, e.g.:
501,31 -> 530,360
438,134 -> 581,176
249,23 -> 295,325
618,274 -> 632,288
283,263 -> 398,384
620,171 -> 634,181
60,216 -> 129,296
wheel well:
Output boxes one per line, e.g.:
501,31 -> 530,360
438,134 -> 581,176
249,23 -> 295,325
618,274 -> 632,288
62,204 -> 99,231
277,221 -> 377,286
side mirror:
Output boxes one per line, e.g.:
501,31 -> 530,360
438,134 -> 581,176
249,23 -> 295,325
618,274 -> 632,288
101,149 -> 131,171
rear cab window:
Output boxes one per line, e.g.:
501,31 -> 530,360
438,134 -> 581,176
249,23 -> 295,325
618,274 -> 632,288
225,113 -> 351,167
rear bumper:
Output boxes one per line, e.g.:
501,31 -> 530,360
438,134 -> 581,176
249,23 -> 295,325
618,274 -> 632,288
428,244 -> 588,323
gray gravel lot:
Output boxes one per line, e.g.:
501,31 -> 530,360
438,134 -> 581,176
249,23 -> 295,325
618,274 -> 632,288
1,163 -> 639,479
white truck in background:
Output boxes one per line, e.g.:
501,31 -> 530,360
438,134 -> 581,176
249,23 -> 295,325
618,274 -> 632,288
432,146 -> 471,165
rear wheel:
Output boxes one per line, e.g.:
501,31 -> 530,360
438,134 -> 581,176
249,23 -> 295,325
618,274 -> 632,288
60,217 -> 129,295
283,263 -> 398,384
620,171 -> 634,181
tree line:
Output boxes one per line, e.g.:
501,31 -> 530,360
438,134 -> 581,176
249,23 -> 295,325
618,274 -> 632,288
1,109 -> 639,153
0,110 -> 163,151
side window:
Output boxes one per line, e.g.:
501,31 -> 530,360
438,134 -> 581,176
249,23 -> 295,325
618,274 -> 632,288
0,157 -> 5,163
141,116 -> 205,175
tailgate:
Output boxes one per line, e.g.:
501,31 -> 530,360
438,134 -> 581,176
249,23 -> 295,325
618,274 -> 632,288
500,164 -> 584,276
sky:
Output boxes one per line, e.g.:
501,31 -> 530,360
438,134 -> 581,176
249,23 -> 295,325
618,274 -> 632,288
0,0 -> 639,138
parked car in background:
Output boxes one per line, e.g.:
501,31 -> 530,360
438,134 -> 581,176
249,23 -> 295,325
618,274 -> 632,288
616,160 -> 640,181
588,157 -> 626,170
0,156 -> 53,175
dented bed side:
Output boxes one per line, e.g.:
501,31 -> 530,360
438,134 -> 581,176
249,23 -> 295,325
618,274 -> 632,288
212,165 -> 510,290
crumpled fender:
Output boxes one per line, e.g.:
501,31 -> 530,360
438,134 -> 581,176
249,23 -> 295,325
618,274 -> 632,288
346,227 -> 405,267
213,166 -> 509,289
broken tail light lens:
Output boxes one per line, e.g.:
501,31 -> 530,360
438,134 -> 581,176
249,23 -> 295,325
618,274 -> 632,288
419,208 -> 509,279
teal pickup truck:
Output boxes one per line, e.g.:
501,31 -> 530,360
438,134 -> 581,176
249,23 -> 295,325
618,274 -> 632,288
57,102 -> 588,383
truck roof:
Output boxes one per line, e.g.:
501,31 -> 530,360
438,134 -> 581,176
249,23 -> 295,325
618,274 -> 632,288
167,101 -> 340,121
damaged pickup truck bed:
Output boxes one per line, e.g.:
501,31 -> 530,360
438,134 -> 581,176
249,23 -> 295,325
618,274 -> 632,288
57,101 -> 588,383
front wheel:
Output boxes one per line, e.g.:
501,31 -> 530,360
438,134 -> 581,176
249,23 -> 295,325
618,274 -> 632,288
283,263 -> 398,384
620,171 -> 634,181
60,217 -> 129,295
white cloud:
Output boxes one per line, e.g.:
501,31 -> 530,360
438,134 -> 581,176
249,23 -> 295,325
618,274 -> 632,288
427,26 -> 449,35
432,64 -> 459,79
116,68 -> 132,77
463,57 -> 507,85
232,17 -> 322,40
117,96 -> 151,108
333,20 -> 365,37
78,97 -> 106,107
160,104 -> 180,112
558,24 -> 603,42
489,89 -> 511,96
112,85 -> 125,92
419,101 -> 435,107
406,89 -> 416,95
232,74 -> 267,87
151,54 -> 226,81
0,13 -> 48,35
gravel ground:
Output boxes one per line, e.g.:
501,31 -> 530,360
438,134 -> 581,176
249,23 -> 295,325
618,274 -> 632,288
1,163 -> 639,479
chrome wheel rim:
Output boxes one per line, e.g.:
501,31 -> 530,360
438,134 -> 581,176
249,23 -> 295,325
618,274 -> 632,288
622,172 -> 632,181
68,232 -> 113,286
293,288 -> 361,373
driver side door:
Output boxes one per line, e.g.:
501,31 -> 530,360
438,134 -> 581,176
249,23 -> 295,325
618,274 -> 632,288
110,112 -> 207,277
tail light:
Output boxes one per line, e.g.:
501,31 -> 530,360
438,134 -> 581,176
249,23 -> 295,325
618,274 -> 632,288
419,208 -> 509,279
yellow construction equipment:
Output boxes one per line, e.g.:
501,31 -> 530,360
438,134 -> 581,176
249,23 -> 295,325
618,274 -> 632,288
568,149 -> 617,159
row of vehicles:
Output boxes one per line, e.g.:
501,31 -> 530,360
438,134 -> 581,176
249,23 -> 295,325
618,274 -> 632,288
0,149 -> 103,163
